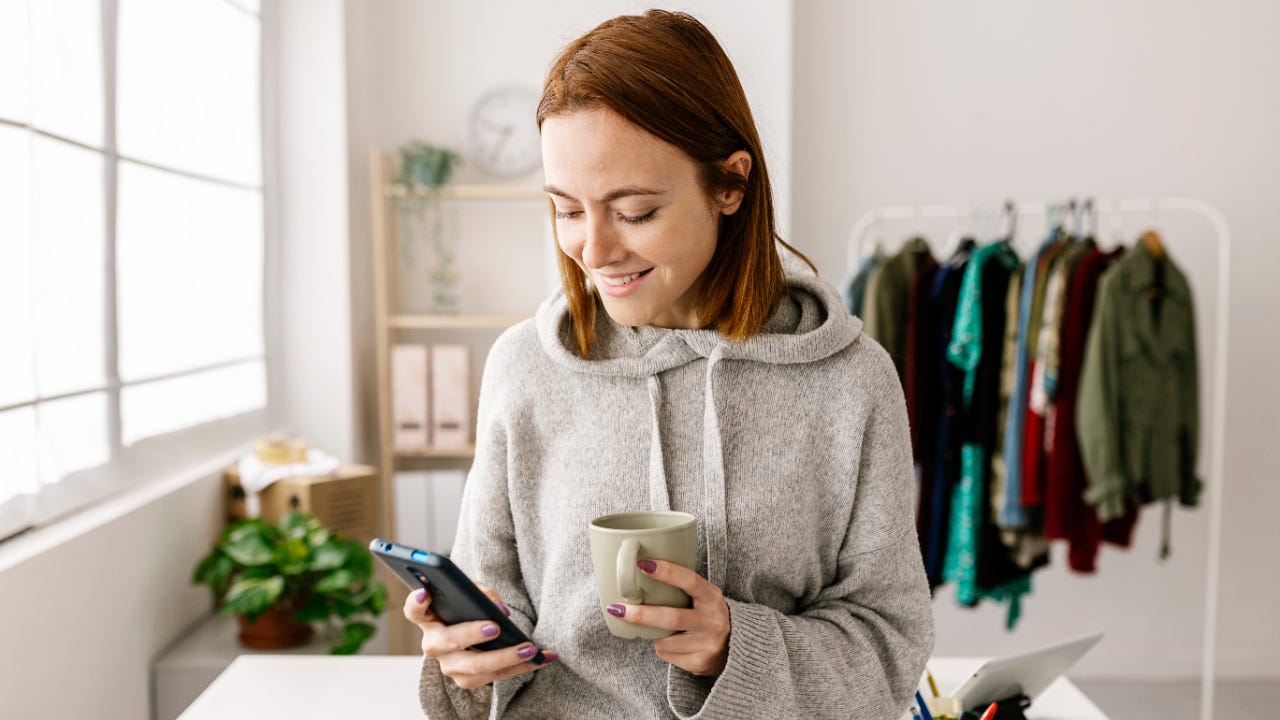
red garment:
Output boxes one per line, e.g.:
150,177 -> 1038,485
1043,247 -> 1138,572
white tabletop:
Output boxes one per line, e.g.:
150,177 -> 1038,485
179,655 -> 1108,719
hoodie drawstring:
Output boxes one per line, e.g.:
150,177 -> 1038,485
644,345 -> 729,591
646,375 -> 671,512
702,345 -> 728,590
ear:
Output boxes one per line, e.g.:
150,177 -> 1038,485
716,150 -> 752,216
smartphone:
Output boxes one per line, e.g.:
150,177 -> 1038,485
369,538 -> 545,663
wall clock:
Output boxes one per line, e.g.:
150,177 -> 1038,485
467,86 -> 543,178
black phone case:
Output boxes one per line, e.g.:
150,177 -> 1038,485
369,538 -> 544,663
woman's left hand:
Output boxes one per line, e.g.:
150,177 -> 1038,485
606,559 -> 731,676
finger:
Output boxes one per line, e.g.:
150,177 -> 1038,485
402,586 -> 440,626
474,581 -> 511,616
606,602 -> 694,632
636,560 -> 721,605
424,619 -> 507,656
652,631 -> 706,655
439,644 -> 559,688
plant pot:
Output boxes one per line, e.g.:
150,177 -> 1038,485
236,607 -> 314,650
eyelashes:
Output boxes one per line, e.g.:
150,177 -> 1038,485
554,209 -> 659,225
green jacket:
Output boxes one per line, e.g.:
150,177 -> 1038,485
1077,242 -> 1201,520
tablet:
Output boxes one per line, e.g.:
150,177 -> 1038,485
952,631 -> 1104,710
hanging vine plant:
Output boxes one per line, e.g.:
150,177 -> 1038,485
393,140 -> 462,314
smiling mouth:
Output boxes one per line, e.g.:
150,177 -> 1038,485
599,268 -> 653,287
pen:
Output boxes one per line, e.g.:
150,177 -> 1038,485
915,691 -> 934,720
926,668 -> 940,698
978,702 -> 998,720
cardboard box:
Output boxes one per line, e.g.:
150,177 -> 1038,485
225,464 -> 379,542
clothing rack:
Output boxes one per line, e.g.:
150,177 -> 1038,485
847,198 -> 1231,720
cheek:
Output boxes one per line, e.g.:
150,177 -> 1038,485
556,225 -> 584,260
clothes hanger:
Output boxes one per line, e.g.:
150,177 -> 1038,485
1080,197 -> 1097,246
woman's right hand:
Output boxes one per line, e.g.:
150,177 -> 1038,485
403,584 -> 558,690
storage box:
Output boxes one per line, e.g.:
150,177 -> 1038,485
430,344 -> 471,447
391,344 -> 430,449
225,464 -> 380,542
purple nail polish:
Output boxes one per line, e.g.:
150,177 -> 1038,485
481,623 -> 500,638
414,588 -> 427,603
497,600 -> 511,616
542,651 -> 560,664
636,559 -> 657,574
517,644 -> 538,660
606,603 -> 626,618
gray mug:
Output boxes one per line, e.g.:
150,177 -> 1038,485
588,511 -> 698,639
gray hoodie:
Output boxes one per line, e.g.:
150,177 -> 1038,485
418,271 -> 934,719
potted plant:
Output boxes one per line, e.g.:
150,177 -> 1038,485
392,139 -> 463,313
192,511 -> 387,654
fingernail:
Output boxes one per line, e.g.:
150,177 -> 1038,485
480,623 -> 500,638
516,644 -> 538,660
636,559 -> 657,574
542,651 -> 560,664
606,603 -> 626,618
414,588 -> 427,603
497,600 -> 510,616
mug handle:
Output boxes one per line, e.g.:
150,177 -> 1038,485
617,538 -> 644,604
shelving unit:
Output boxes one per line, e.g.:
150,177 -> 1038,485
368,146 -> 548,653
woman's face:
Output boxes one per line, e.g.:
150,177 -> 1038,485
541,108 -> 745,330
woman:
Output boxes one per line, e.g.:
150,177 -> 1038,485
405,10 -> 933,719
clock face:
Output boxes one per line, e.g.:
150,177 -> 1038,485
467,86 -> 543,178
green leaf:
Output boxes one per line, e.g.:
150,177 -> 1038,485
315,569 -> 356,594
343,542 -> 373,578
223,576 -> 285,619
310,542 -> 347,572
306,527 -> 331,548
292,593 -> 332,623
278,537 -> 310,570
330,621 -> 377,655
369,583 -> 388,614
222,525 -> 275,566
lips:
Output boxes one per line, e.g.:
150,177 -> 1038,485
598,268 -> 653,286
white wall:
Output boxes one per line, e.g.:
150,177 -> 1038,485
793,0 -> 1280,679
277,0 -> 357,463
0,457 -> 229,719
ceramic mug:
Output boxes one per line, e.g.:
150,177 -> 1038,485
587,511 -> 698,639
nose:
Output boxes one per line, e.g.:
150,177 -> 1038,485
580,212 -> 627,270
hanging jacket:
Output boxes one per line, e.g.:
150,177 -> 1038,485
417,271 -> 934,720
863,237 -> 936,379
1077,241 -> 1202,524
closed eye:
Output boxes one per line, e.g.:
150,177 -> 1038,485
620,209 -> 658,225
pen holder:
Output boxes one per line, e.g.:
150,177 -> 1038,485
957,694 -> 1031,720
926,696 -> 963,720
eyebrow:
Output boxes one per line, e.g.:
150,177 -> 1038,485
542,184 -> 665,204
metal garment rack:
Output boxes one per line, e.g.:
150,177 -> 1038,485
847,198 -> 1231,720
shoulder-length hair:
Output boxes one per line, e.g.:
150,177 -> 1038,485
537,9 -> 815,357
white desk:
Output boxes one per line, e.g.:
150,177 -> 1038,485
180,655 -> 1109,719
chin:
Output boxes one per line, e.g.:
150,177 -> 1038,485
597,299 -> 653,328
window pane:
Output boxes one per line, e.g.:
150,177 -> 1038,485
36,391 -> 109,485
0,0 -> 31,123
30,0 -> 102,147
117,162 -> 263,382
118,0 -> 261,184
0,126 -> 37,407
0,407 -> 39,504
31,136 -> 106,397
121,360 -> 265,445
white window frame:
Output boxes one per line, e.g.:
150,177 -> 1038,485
0,0 -> 282,542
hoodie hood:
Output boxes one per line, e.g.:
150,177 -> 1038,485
534,271 -> 863,589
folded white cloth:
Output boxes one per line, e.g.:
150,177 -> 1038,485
236,450 -> 340,518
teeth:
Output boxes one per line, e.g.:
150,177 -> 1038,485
601,271 -> 645,286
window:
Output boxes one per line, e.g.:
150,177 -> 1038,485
0,0 -> 268,541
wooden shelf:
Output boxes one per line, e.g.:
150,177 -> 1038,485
395,445 -> 476,459
387,314 -> 527,330
385,183 -> 546,201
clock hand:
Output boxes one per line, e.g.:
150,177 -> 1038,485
488,126 -> 513,163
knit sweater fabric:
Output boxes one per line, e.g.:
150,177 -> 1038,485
417,271 -> 934,719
